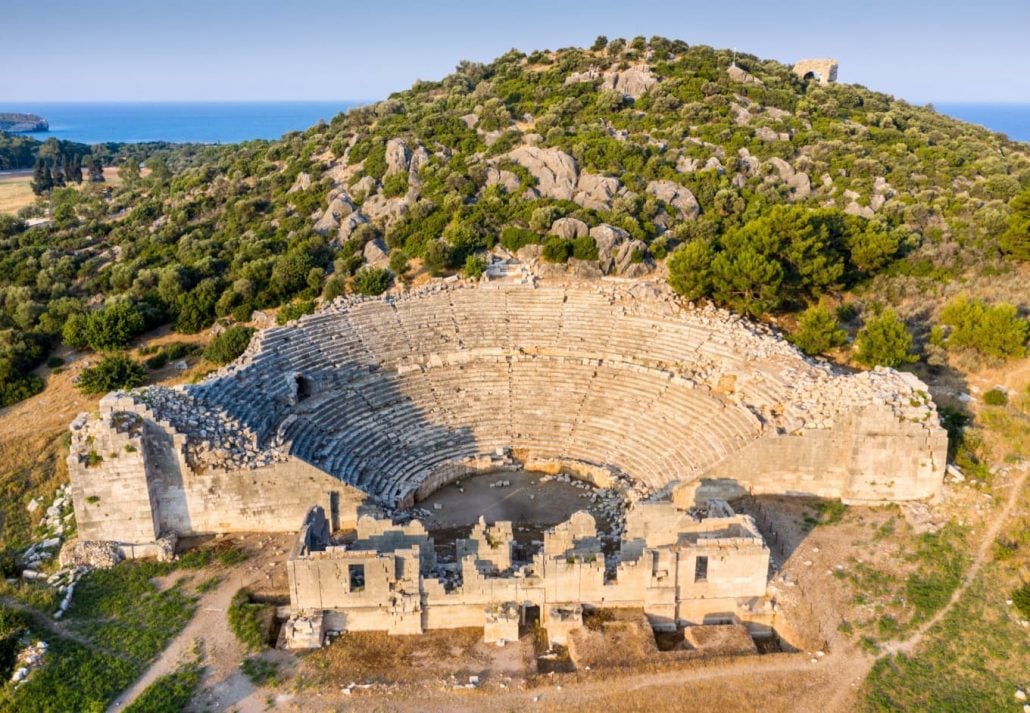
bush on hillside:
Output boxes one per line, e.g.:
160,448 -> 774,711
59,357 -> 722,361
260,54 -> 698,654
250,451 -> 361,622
77,353 -> 146,394
939,295 -> 1028,360
854,309 -> 917,368
789,304 -> 848,356
203,326 -> 255,365
353,267 -> 392,296
227,589 -> 272,652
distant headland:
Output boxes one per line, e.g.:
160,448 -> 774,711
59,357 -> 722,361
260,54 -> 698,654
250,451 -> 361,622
0,112 -> 48,133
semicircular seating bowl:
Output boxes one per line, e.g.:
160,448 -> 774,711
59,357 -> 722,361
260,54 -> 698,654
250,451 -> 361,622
172,280 -> 943,508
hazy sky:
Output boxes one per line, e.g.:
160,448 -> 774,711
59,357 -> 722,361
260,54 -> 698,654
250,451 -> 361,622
2,0 -> 1028,103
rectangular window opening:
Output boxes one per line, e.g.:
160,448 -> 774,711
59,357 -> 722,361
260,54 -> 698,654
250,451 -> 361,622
348,563 -> 365,592
694,555 -> 708,583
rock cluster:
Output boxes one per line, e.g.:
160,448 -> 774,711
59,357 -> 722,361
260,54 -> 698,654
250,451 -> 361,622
128,387 -> 289,471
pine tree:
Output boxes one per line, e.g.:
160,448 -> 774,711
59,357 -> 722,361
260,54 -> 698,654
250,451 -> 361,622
88,156 -> 105,183
30,157 -> 52,195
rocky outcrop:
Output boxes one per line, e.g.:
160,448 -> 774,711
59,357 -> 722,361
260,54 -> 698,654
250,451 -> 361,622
550,217 -> 589,239
602,65 -> 657,98
385,139 -> 411,176
314,195 -> 356,235
574,173 -> 621,211
363,237 -> 390,267
727,65 -> 763,86
337,212 -> 369,242
59,540 -> 123,569
485,167 -> 520,193
646,180 -> 700,220
0,112 -> 48,133
507,147 -> 579,201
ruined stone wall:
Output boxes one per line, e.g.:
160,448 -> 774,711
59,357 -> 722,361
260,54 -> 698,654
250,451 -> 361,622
792,58 -> 839,84
68,411 -> 161,544
697,403 -> 946,504
69,396 -> 367,545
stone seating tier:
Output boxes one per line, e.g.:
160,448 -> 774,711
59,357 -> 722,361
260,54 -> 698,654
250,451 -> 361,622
122,279 -> 942,505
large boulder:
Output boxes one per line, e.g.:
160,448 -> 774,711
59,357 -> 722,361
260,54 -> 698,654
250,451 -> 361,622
602,65 -> 657,98
385,139 -> 411,176
646,180 -> 700,220
363,237 -> 390,267
485,167 -> 521,193
351,175 -> 378,200
589,223 -> 630,274
313,195 -> 356,235
287,172 -> 311,194
337,212 -> 369,243
362,193 -> 410,224
615,239 -> 653,275
506,147 -> 579,201
550,217 -> 589,239
766,157 -> 795,180
574,173 -> 620,210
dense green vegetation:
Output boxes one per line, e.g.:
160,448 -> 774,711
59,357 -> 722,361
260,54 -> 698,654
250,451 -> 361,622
122,663 -> 201,713
0,38 -> 1026,409
203,325 -> 254,364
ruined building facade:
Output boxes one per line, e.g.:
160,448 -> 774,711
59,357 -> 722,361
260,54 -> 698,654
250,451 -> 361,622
284,502 -> 770,648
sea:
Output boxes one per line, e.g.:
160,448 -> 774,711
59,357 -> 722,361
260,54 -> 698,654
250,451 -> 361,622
1,101 -> 362,145
1,101 -> 1028,146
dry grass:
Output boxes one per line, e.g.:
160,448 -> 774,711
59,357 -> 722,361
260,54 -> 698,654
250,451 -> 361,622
300,628 -> 490,685
0,173 -> 35,214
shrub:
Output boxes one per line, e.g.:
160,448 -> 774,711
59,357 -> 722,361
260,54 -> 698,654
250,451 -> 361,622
571,236 -> 599,261
45,356 -> 65,369
500,226 -> 539,252
982,388 -> 1008,406
939,295 -> 1027,360
854,309 -> 916,368
78,354 -> 146,394
276,299 -> 316,325
63,301 -> 146,352
999,187 -> 1030,260
463,254 -> 486,279
203,326 -> 254,365
321,274 -> 346,301
381,171 -> 408,198
542,237 -> 572,263
789,304 -> 848,356
353,266 -> 392,296
143,352 -> 168,370
388,251 -> 409,276
227,588 -> 271,652
1013,582 -> 1030,619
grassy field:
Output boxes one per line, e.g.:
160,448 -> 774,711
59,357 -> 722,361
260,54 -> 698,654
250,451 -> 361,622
0,172 -> 34,215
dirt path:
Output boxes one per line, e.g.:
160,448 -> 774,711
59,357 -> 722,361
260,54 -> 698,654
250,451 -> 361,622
106,571 -> 258,711
885,464 -> 1028,657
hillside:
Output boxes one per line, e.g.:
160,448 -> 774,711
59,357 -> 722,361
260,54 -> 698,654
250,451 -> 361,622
0,37 -> 1029,403
0,113 -> 47,133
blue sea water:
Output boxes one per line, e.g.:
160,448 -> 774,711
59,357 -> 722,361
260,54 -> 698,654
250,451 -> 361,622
1,100 -> 1028,146
932,103 -> 1030,143
1,101 -> 361,145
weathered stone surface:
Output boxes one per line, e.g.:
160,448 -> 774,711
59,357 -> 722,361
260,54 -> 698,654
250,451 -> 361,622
362,193 -> 410,224
766,157 -> 795,180
337,212 -> 369,242
550,217 -> 589,239
59,540 -> 123,569
792,58 -> 839,85
727,64 -> 763,85
485,167 -> 520,193
363,237 -> 390,267
506,147 -> 578,200
602,64 -> 657,98
385,139 -> 411,176
287,172 -> 311,193
646,180 -> 700,220
574,172 -> 620,210
313,195 -> 355,235
589,223 -> 630,274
